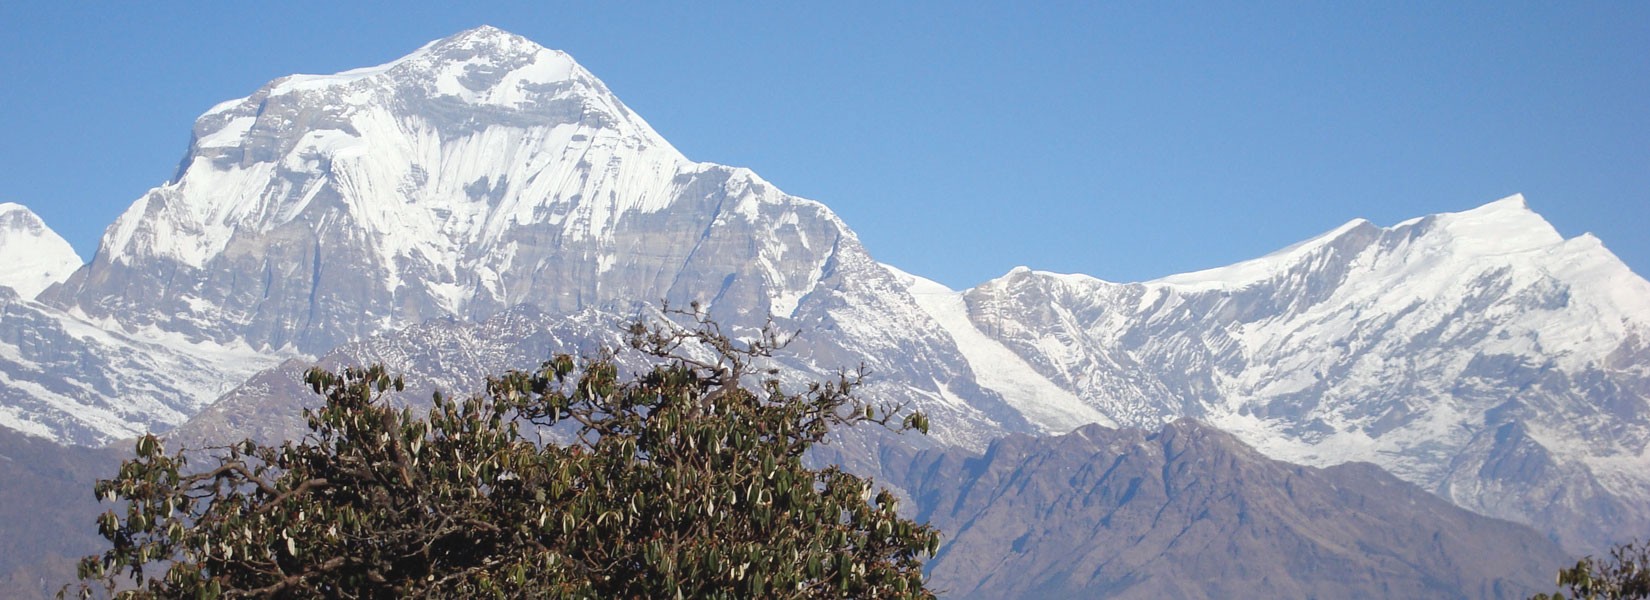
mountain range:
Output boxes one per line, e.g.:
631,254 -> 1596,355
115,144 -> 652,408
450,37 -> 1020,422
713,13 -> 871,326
2,25 -> 1645,596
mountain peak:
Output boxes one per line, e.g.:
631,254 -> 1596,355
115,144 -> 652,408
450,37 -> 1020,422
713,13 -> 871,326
1400,193 -> 1562,255
179,27 -> 672,157
1151,217 -> 1377,290
402,24 -> 568,83
238,25 -> 585,114
1466,192 -> 1530,213
0,202 -> 83,298
425,25 -> 538,54
1152,194 -> 1572,291
132,27 -> 679,271
51,28 -> 841,356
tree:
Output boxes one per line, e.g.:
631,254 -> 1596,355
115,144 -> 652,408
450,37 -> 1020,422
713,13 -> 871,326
1533,540 -> 1650,600
67,311 -> 939,598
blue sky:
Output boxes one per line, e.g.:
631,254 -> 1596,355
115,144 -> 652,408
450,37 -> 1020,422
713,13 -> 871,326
1,2 -> 1645,289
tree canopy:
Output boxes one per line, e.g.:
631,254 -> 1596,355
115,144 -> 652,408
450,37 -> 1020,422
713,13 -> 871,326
68,312 -> 938,598
1533,540 -> 1650,600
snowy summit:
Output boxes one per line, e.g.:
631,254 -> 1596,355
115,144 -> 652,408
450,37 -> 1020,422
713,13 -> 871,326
0,202 -> 82,298
43,25 -> 863,358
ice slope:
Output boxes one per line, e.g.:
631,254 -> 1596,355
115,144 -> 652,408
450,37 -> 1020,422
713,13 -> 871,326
0,203 -> 82,299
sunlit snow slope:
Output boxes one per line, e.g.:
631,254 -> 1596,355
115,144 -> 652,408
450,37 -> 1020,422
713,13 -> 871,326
14,27 -> 1027,449
909,194 -> 1650,552
0,203 -> 81,299
45,26 -> 850,356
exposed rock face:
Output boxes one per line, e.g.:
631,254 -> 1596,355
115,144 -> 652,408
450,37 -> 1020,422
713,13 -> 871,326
892,420 -> 1571,599
168,304 -> 622,449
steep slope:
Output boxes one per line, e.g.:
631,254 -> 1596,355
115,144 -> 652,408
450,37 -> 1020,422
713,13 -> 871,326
0,203 -> 81,299
0,287 -> 289,444
0,426 -> 125,599
32,26 -> 1024,448
46,26 -> 862,354
17,26 -> 1026,447
908,195 -> 1650,551
891,419 -> 1570,599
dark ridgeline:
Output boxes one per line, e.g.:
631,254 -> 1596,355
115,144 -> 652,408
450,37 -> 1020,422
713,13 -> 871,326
889,419 -> 1570,599
0,426 -> 123,598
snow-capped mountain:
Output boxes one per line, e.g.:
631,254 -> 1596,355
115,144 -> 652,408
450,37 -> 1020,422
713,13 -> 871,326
0,203 -> 284,443
45,26 -> 848,354
900,195 -> 1650,551
0,203 -> 81,299
16,26 -> 1025,449
2,26 -> 1644,556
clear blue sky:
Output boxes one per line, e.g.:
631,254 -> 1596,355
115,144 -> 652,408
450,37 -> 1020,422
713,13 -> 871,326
2,2 -> 1645,289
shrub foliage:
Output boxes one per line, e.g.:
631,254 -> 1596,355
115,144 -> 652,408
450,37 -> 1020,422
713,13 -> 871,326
1534,540 -> 1650,600
69,313 -> 937,598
